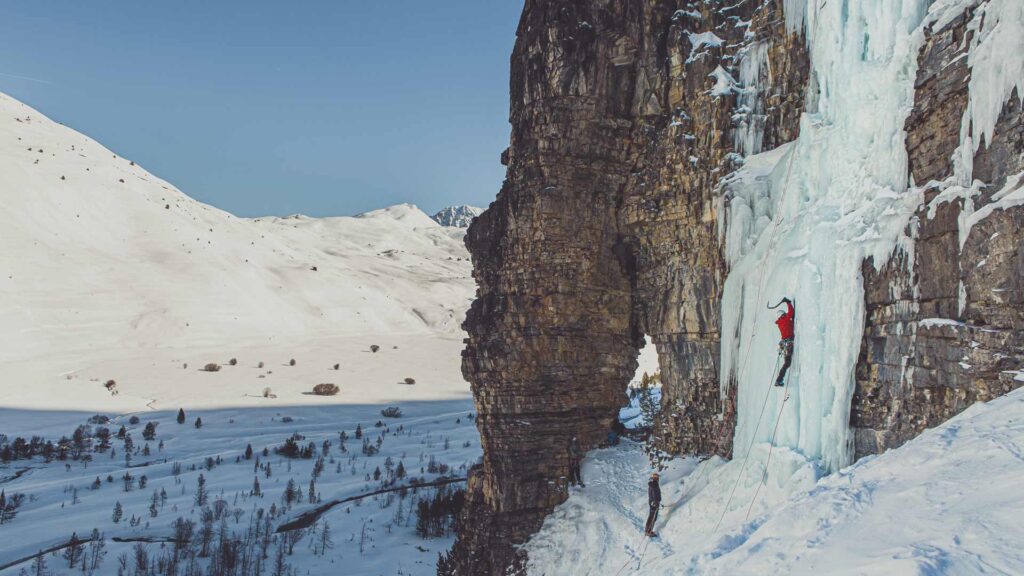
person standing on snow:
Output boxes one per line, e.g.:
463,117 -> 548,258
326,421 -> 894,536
568,436 -> 584,488
774,297 -> 795,387
644,472 -> 661,536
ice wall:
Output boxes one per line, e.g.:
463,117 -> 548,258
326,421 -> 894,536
721,0 -> 932,473
733,41 -> 771,157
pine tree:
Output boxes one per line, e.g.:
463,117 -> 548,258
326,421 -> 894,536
317,521 -> 333,556
244,444 -> 253,460
282,479 -> 296,505
194,417 -> 203,429
354,424 -> 362,439
149,490 -> 159,518
396,460 -> 406,479
30,550 -> 48,576
86,529 -> 106,572
194,474 -> 208,507
63,532 -> 84,568
176,408 -> 186,424
307,478 -> 316,503
112,501 -> 123,523
252,476 -> 261,497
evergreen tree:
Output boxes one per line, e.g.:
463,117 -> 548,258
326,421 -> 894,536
317,521 -> 334,556
176,408 -> 186,424
252,476 -> 261,496
194,473 -> 208,507
282,479 -> 296,505
244,444 -> 253,460
194,417 -> 203,429
62,532 -> 84,568
112,501 -> 123,523
30,550 -> 48,576
86,529 -> 106,573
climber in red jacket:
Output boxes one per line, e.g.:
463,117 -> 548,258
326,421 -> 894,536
774,298 -> 795,387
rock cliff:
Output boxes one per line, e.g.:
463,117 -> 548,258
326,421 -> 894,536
451,1 -> 1022,574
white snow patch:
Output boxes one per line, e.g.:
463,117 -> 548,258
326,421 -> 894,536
708,66 -> 738,97
524,388 -> 1024,575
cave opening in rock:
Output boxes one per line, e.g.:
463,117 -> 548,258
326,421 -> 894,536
620,335 -> 662,432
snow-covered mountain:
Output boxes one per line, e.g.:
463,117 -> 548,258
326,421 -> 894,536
432,205 -> 483,228
0,91 -> 475,410
0,92 -> 482,576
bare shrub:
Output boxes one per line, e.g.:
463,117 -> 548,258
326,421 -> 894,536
381,407 -> 402,418
262,387 -> 275,399
333,363 -> 340,370
203,363 -> 221,373
370,345 -> 380,353
289,359 -> 296,367
258,361 -> 265,369
228,358 -> 238,366
403,377 -> 416,385
312,383 -> 339,396
104,380 -> 117,391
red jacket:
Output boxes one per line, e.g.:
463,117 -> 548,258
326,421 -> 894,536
775,301 -> 795,340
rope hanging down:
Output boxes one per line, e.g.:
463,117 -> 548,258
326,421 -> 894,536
712,145 -> 798,534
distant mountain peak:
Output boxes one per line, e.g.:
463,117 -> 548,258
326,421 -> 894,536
433,205 -> 484,228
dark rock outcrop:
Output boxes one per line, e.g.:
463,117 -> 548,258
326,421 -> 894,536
852,8 -> 1024,456
451,1 -> 1022,574
451,2 -> 808,573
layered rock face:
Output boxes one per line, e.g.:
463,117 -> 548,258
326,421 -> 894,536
452,1 -> 1022,574
852,7 -> 1024,456
452,1 -> 807,573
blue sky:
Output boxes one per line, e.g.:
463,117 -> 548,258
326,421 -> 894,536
0,1 -> 521,217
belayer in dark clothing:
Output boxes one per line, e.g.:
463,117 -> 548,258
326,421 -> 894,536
644,472 -> 661,536
568,436 -> 584,487
773,297 -> 795,387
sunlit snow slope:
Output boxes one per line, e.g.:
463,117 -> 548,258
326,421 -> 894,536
0,92 -> 475,410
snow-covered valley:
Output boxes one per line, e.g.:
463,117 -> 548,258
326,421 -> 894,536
0,92 -> 480,575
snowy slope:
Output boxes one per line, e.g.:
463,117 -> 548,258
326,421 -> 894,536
0,92 -> 475,412
0,92 -> 481,576
431,205 -> 483,228
525,387 -> 1024,575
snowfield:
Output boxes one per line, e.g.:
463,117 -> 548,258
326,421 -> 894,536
526,387 -> 1024,575
0,91 -> 480,575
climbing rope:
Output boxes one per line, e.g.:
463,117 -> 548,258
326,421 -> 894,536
745,365 -> 794,521
612,533 -> 650,576
711,349 -> 783,533
711,140 -> 799,534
